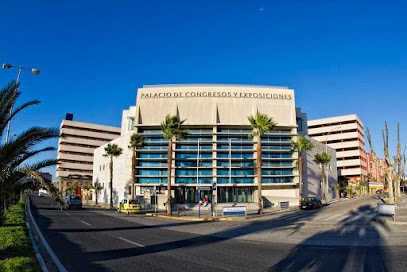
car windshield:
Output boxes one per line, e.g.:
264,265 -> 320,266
71,195 -> 81,199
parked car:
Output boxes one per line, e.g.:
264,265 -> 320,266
117,198 -> 142,214
65,194 -> 82,209
300,197 -> 323,210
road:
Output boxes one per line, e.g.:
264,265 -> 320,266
28,195 -> 407,272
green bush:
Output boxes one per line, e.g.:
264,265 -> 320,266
0,196 -> 41,272
0,256 -> 41,272
4,201 -> 26,226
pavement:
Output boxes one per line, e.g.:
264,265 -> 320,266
141,193 -> 407,225
90,193 -> 407,225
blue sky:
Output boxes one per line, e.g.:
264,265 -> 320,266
1,0 -> 406,179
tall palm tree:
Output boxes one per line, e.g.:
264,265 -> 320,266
160,114 -> 188,216
0,81 -> 59,224
128,133 -> 145,200
313,152 -> 332,204
103,143 -> 123,208
248,112 -> 277,214
291,136 -> 314,205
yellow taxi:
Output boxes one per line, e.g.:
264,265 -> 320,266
117,198 -> 142,214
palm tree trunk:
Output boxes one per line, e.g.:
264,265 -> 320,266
131,150 -> 136,200
257,138 -> 263,214
167,140 -> 172,216
298,153 -> 303,206
110,160 -> 113,208
322,166 -> 326,204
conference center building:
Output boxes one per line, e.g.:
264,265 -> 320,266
93,84 -> 300,209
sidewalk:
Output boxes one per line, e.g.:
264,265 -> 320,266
144,204 -> 299,221
86,194 -> 407,224
142,194 -> 407,224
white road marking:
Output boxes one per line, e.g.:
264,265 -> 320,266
117,236 -> 145,247
81,220 -> 93,227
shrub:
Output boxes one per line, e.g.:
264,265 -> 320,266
0,196 -> 41,271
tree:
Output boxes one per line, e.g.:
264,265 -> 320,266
161,114 -> 188,216
366,123 -> 405,204
394,154 -> 406,199
128,133 -> 145,200
0,81 -> 59,224
93,181 -> 103,206
334,184 -> 341,200
313,152 -> 332,204
291,136 -> 314,205
103,143 -> 123,208
248,112 -> 278,214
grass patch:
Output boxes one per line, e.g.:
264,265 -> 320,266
0,196 -> 42,272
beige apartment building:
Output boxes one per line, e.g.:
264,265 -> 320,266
56,115 -> 121,195
308,114 -> 367,186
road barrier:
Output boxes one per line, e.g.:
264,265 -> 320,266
279,201 -> 289,212
223,206 -> 247,216
377,203 -> 395,221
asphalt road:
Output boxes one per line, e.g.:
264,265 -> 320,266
28,195 -> 407,272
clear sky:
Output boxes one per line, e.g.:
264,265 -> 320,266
1,0 -> 406,180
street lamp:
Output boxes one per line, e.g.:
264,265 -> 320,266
2,63 -> 40,143
196,138 -> 205,218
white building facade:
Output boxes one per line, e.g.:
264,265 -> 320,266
93,84 -> 301,209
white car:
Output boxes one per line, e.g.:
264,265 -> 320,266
38,189 -> 48,197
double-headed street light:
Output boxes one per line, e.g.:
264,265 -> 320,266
2,63 -> 40,143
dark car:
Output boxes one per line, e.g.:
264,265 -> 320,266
65,194 -> 82,209
376,189 -> 384,194
300,197 -> 323,210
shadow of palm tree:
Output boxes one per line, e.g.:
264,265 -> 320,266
268,204 -> 390,272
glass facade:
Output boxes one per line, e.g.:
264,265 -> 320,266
136,127 -> 294,204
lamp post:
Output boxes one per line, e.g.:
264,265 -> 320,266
197,138 -> 201,218
2,63 -> 40,143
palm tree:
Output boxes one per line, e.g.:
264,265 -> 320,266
128,133 -> 145,200
248,112 -> 277,214
0,81 -> 59,224
93,181 -> 103,206
103,143 -> 123,208
313,152 -> 332,204
291,136 -> 314,205
160,114 -> 188,216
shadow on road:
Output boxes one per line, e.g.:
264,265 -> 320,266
31,195 -> 392,272
267,204 -> 389,271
